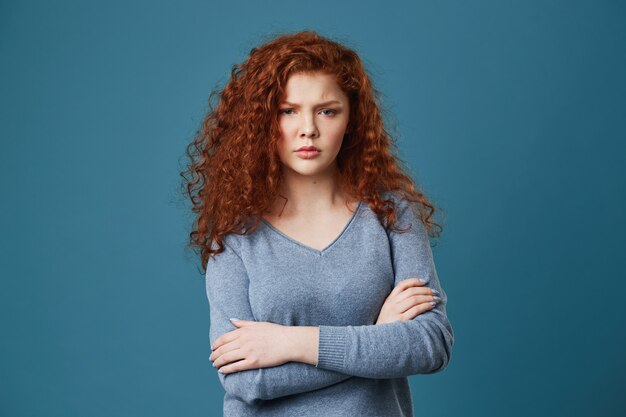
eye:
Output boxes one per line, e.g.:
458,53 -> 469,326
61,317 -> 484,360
279,108 -> 295,115
320,109 -> 336,116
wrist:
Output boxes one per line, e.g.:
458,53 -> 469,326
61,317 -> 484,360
286,326 -> 319,365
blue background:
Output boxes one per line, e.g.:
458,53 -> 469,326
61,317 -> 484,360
1,1 -> 625,416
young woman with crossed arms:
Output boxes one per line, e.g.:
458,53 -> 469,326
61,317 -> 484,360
182,30 -> 454,417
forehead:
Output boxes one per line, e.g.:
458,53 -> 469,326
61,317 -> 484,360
281,72 -> 347,103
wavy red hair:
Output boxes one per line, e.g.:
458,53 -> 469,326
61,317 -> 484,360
180,30 -> 444,271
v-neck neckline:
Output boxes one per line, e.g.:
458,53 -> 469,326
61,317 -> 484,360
260,201 -> 363,256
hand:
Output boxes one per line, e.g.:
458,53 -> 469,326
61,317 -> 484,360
376,278 -> 440,324
209,320 -> 294,374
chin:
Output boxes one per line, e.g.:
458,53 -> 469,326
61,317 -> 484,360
292,163 -> 336,177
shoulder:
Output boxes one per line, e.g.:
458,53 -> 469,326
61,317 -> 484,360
221,232 -> 244,257
378,190 -> 426,236
379,190 -> 414,218
380,190 -> 404,205
208,232 -> 243,265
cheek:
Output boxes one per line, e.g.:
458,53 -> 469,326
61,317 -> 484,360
278,118 -> 296,134
276,123 -> 288,146
329,126 -> 347,148
276,140 -> 286,156
276,138 -> 291,162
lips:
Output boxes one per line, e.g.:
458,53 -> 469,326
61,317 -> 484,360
295,147 -> 321,159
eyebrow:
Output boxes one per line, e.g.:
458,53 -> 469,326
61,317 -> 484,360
280,100 -> 343,107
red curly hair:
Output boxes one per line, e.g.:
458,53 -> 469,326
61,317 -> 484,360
180,30 -> 444,271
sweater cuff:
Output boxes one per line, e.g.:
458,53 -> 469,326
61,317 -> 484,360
316,325 -> 347,371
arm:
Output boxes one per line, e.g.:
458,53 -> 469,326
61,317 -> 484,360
205,235 -> 352,405
315,197 -> 455,378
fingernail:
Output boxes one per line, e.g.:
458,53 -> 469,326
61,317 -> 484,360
229,318 -> 240,322
218,369 -> 224,374
418,279 -> 427,284
433,296 -> 441,301
432,289 -> 439,295
430,301 -> 436,306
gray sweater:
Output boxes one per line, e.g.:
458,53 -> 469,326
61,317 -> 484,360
205,191 -> 454,416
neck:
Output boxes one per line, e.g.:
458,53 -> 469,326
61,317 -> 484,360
272,164 -> 348,217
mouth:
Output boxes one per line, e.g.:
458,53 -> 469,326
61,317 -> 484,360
295,146 -> 320,152
294,148 -> 321,159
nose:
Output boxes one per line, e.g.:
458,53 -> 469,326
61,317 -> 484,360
299,114 -> 319,138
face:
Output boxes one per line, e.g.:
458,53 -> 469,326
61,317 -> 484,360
276,71 -> 350,178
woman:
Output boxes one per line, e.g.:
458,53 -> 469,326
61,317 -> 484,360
182,30 -> 454,417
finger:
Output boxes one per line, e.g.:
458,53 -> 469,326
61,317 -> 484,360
211,329 -> 239,356
230,319 -> 256,327
390,278 -> 426,296
212,329 -> 240,350
214,348 -> 245,369
211,338 -> 241,359
400,301 -> 437,321
395,287 -> 436,303
219,358 -> 255,375
397,295 -> 438,313
210,338 -> 239,362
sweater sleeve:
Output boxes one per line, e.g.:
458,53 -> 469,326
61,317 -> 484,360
205,235 -> 352,405
315,197 -> 455,378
